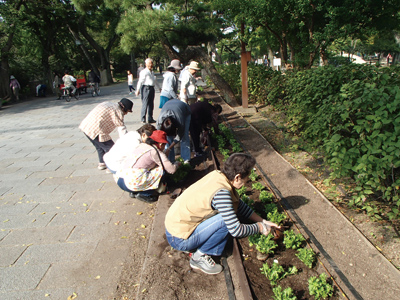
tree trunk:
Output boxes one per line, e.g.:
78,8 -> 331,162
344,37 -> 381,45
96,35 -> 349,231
183,46 -> 239,107
78,16 -> 115,85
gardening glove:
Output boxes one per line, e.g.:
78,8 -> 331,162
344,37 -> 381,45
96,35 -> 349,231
259,221 -> 271,236
262,219 -> 281,230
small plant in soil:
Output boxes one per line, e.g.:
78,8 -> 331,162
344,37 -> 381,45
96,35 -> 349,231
272,286 -> 298,300
283,230 -> 306,249
242,194 -> 254,208
259,190 -> 274,203
168,158 -> 192,183
252,182 -> 266,191
260,261 -> 298,286
237,186 -> 247,197
249,168 -> 259,182
308,273 -> 334,300
267,207 -> 287,225
296,247 -> 316,268
248,233 -> 278,255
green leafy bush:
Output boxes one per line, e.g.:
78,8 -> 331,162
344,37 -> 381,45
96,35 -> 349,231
237,186 -> 247,197
283,230 -> 306,249
272,286 -> 298,300
296,247 -> 316,268
308,273 -> 334,300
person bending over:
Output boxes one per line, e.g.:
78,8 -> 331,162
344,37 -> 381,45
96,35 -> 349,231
104,124 -> 156,174
114,130 -> 180,203
165,153 -> 280,274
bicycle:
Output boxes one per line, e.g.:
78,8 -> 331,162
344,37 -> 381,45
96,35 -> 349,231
89,82 -> 100,97
61,86 -> 79,102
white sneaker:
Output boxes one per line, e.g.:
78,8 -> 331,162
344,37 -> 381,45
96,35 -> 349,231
98,163 -> 107,170
189,254 -> 223,275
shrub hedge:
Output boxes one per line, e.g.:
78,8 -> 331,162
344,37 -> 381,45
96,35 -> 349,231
217,62 -> 400,219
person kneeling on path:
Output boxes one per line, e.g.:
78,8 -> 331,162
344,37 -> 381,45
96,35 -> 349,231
103,124 -> 156,174
79,98 -> 133,170
156,99 -> 191,163
165,153 -> 280,275
114,130 -> 181,203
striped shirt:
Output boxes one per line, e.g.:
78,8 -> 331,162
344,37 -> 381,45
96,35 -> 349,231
79,102 -> 127,142
211,189 -> 259,237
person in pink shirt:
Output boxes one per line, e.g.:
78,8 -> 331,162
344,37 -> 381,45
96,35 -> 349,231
114,130 -> 181,202
9,75 -> 21,101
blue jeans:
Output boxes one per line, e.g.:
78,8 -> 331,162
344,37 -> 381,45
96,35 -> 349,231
165,214 -> 229,256
167,115 -> 191,162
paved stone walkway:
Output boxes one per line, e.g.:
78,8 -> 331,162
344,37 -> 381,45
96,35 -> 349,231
0,80 -> 162,299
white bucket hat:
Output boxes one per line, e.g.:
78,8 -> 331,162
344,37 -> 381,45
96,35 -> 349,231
188,61 -> 200,70
168,59 -> 182,70
10,75 -> 15,79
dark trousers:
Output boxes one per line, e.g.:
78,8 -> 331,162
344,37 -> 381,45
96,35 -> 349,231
85,134 -> 114,163
141,85 -> 155,122
190,122 -> 202,153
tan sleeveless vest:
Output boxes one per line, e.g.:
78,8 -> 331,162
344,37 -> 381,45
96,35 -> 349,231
165,170 -> 240,239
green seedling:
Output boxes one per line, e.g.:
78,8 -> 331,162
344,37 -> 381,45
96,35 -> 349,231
252,182 -> 266,191
249,169 -> 259,182
169,158 -> 192,183
308,273 -> 334,300
267,207 -> 287,225
296,247 -> 316,268
237,186 -> 247,197
248,233 -> 278,255
259,190 -> 274,203
261,261 -> 298,286
272,286 -> 298,300
283,230 -> 306,249
264,203 -> 278,214
242,194 -> 254,208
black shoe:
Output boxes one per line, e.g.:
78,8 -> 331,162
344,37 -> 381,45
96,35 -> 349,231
129,192 -> 137,198
148,119 -> 156,123
136,193 -> 158,203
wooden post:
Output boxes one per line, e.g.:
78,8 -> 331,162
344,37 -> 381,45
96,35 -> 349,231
241,22 -> 249,108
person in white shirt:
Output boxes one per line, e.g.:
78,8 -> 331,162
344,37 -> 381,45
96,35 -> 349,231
135,58 -> 161,124
127,70 -> 135,94
180,61 -> 201,105
103,123 -> 156,174
62,71 -> 77,95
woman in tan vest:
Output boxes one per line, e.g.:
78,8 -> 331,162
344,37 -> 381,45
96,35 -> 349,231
165,153 -> 280,275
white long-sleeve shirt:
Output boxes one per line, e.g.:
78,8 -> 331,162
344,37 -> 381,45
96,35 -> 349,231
136,68 -> 161,91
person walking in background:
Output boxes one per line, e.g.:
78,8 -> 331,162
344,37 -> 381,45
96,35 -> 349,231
156,99 -> 191,163
159,59 -> 181,109
79,98 -> 133,170
127,70 -> 135,94
180,61 -> 201,105
9,75 -> 20,101
53,72 -> 62,100
165,153 -> 281,274
135,58 -> 161,124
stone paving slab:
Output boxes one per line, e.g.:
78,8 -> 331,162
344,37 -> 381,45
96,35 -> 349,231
0,245 -> 28,267
0,202 -> 38,215
0,264 -> 50,293
0,226 -> 74,246
14,241 -> 97,266
0,213 -> 56,230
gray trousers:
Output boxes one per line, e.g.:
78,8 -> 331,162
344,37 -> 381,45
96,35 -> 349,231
140,85 -> 155,122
